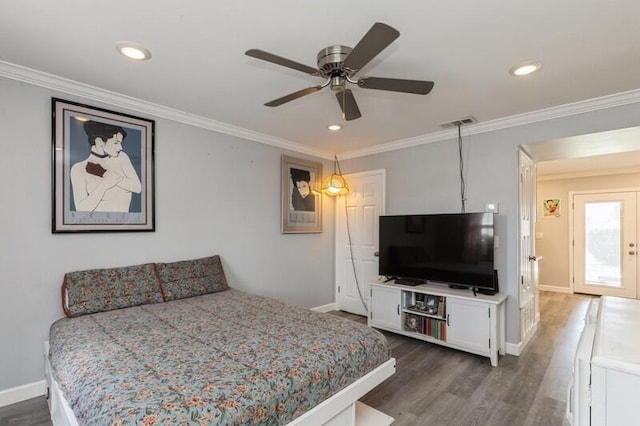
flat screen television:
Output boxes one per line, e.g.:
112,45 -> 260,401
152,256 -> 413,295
379,212 -> 497,293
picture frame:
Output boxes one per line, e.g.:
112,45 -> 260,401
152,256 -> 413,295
543,198 -> 560,218
281,155 -> 322,233
425,295 -> 439,315
52,98 -> 155,233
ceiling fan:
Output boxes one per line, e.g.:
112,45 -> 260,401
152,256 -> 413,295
245,22 -> 434,121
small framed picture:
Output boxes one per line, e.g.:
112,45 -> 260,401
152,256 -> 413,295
425,295 -> 439,314
543,198 -> 560,218
281,155 -> 322,233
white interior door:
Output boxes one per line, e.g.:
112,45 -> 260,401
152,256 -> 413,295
335,169 -> 385,316
573,191 -> 638,298
518,149 -> 539,347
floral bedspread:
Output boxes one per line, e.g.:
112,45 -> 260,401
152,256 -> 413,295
49,289 -> 390,425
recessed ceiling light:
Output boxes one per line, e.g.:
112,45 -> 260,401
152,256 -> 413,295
116,42 -> 152,61
328,124 -> 342,131
509,61 -> 542,77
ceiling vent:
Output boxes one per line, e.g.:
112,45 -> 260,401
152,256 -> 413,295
440,116 -> 477,128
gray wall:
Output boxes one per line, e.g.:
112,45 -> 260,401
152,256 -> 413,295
343,106 -> 640,344
0,77 -> 335,391
3,72 -> 640,392
537,173 -> 640,289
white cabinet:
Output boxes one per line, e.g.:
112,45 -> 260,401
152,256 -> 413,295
569,296 -> 640,426
446,298 -> 491,355
369,284 -> 402,331
367,279 -> 507,366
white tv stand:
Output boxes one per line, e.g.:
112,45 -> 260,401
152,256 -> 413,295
368,278 -> 507,366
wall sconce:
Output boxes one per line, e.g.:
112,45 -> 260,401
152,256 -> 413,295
321,155 -> 349,196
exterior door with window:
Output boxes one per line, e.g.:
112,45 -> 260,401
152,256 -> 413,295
573,192 -> 638,298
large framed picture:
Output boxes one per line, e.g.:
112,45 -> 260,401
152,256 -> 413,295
52,98 -> 155,233
281,155 -> 322,233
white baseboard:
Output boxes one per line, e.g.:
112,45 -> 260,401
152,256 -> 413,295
311,302 -> 337,313
539,285 -> 572,294
0,380 -> 47,408
505,319 -> 540,356
506,342 -> 521,356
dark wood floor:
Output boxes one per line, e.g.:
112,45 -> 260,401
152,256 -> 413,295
356,291 -> 594,426
0,291 -> 592,426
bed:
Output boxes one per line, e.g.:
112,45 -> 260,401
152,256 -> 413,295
46,256 -> 394,425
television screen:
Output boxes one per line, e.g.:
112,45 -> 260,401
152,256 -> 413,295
379,213 -> 496,290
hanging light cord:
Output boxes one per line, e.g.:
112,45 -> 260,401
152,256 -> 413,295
344,196 -> 369,312
335,154 -> 343,176
458,123 -> 466,214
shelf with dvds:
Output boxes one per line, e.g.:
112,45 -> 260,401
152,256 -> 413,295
403,312 -> 447,342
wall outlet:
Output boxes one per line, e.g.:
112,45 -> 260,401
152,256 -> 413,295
485,203 -> 499,214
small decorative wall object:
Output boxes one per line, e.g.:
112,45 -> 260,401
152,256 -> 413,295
281,155 -> 322,233
543,198 -> 560,218
52,98 -> 155,232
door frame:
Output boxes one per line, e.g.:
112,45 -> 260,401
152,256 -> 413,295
569,187 -> 640,295
334,169 -> 386,313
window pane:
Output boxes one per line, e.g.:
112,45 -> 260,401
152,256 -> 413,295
584,201 -> 621,286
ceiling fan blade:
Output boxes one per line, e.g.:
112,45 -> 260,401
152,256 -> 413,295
358,77 -> 435,95
265,86 -> 323,107
336,89 -> 362,121
343,22 -> 400,75
245,49 -> 320,76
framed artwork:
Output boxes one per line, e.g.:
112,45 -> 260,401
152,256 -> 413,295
543,198 -> 560,218
52,98 -> 155,233
281,155 -> 322,233
425,295 -> 440,315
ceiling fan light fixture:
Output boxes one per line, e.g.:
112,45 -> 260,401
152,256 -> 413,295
116,42 -> 152,61
509,61 -> 542,76
245,22 -> 433,121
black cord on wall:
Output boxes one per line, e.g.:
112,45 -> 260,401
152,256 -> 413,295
458,123 -> 466,214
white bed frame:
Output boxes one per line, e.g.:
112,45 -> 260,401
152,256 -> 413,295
44,341 -> 395,426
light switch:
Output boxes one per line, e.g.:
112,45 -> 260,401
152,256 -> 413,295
536,232 -> 543,240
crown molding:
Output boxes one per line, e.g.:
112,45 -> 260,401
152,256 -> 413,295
0,61 -> 334,160
538,166 -> 640,181
340,88 -> 640,159
3,60 -> 640,161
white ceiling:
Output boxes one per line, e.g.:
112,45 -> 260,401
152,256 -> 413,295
1,1 -> 640,158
